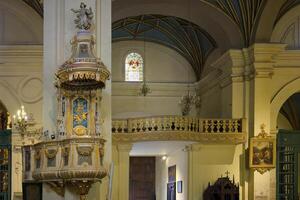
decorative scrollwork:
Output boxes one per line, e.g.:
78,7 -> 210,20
45,148 -> 58,159
76,145 -> 94,156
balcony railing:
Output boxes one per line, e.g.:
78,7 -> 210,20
112,116 -> 246,144
112,116 -> 243,133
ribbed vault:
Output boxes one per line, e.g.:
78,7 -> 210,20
112,15 -> 217,80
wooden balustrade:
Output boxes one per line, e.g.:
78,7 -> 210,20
112,116 -> 243,134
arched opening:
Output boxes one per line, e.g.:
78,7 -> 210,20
276,92 -> 300,199
270,77 -> 300,132
277,93 -> 300,130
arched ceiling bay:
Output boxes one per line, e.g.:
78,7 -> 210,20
112,15 -> 217,80
200,0 -> 267,46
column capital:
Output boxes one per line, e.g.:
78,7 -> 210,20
117,143 -> 133,152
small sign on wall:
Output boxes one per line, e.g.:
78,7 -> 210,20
177,181 -> 182,193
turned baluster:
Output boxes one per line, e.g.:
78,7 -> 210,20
216,120 -> 221,133
233,119 -> 239,133
228,120 -> 233,132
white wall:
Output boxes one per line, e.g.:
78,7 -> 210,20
112,40 -> 198,118
112,41 -> 196,83
0,45 -> 43,199
155,149 -> 188,200
199,85 -> 222,118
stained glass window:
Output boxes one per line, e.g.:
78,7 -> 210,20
125,52 -> 143,82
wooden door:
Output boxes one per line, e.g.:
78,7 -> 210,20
130,157 -> 155,200
277,130 -> 300,200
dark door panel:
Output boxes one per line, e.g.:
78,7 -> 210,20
130,157 -> 155,200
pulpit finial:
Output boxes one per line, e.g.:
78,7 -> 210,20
71,2 -> 94,30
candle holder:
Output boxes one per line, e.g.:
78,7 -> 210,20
13,106 -> 29,133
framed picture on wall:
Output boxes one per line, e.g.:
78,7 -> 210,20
249,127 -> 276,174
177,181 -> 182,193
167,182 -> 176,200
168,165 -> 176,182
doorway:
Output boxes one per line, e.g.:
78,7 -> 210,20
277,130 -> 300,200
129,157 -> 155,200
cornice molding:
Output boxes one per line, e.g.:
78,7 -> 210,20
112,82 -> 196,97
0,45 -> 43,67
113,132 -> 247,145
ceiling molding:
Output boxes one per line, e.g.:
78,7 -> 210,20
112,15 -> 217,80
201,0 -> 267,47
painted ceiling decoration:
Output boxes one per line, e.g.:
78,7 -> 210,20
201,0 -> 267,47
23,0 -> 43,17
274,0 -> 300,26
280,93 -> 300,130
112,15 -> 217,80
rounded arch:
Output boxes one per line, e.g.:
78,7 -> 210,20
270,77 -> 300,132
112,0 -> 243,50
0,0 -> 43,44
271,4 -> 300,48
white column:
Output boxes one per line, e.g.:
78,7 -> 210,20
88,0 -> 112,199
43,0 -> 61,132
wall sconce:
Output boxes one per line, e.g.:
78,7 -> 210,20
162,155 -> 167,160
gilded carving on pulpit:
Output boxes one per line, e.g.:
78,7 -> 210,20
71,2 -> 93,30
73,98 -> 88,135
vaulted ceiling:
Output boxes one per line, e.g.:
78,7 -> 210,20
200,0 -> 266,46
24,0 -> 300,46
112,15 -> 217,80
23,0 -> 300,79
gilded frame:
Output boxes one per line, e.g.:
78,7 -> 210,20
249,136 -> 276,174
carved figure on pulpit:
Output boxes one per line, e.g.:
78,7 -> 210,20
71,2 -> 94,30
57,118 -> 66,136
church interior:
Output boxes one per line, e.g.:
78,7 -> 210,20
0,0 -> 300,199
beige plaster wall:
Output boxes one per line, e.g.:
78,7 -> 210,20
0,45 -> 43,199
111,40 -> 199,118
188,144 -> 243,200
112,41 -> 196,83
0,0 -> 43,45
198,85 -> 222,118
155,149 -> 188,200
